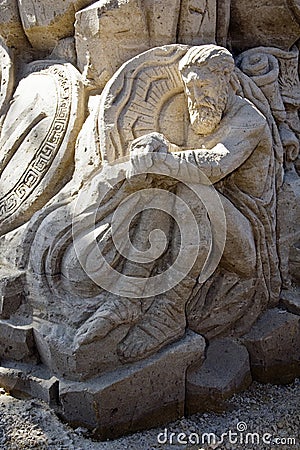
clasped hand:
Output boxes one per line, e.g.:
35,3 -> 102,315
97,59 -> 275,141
126,132 -> 180,188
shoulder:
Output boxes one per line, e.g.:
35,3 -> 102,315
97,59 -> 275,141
227,95 -> 268,132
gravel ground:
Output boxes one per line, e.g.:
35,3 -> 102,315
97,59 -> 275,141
0,379 -> 299,450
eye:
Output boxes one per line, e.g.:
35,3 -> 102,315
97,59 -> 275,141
198,79 -> 210,87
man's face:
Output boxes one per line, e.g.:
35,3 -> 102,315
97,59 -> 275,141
181,65 -> 229,135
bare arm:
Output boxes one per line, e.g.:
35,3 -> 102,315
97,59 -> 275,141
169,122 -> 270,183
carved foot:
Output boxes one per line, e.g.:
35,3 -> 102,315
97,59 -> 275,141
74,296 -> 142,347
118,304 -> 186,363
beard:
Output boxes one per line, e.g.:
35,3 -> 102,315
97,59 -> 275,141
189,86 -> 228,136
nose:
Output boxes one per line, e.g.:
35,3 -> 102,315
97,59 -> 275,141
193,84 -> 203,99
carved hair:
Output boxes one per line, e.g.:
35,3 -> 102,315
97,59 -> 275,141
179,45 -> 234,75
179,45 -> 240,93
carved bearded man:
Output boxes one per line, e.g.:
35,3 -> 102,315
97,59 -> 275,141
29,45 -> 280,363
